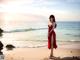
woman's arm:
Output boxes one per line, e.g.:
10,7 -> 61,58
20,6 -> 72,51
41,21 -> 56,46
49,22 -> 57,33
55,23 -> 57,28
49,28 -> 53,33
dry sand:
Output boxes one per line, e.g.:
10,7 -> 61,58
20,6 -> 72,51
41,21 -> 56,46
3,46 -> 80,60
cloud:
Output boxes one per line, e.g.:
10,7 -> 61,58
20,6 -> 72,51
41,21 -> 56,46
0,0 -> 34,4
2,13 -> 47,22
0,0 -> 80,21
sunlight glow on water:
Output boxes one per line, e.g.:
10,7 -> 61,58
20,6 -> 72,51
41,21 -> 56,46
0,21 -> 80,48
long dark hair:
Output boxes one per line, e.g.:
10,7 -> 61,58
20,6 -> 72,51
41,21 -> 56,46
49,15 -> 55,22
49,15 -> 57,28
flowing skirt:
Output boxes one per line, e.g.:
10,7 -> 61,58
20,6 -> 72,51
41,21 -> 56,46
48,31 -> 57,49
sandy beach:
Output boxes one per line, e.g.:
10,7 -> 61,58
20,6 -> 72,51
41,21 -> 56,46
3,43 -> 80,60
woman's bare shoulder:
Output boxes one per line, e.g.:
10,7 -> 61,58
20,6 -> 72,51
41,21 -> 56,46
48,21 -> 52,27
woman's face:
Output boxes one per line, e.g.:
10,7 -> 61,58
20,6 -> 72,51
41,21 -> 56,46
50,18 -> 54,23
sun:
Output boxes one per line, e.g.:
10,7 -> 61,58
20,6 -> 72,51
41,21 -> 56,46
2,13 -> 14,31
4,13 -> 13,22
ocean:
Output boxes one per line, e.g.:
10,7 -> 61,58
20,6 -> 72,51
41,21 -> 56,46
0,21 -> 80,48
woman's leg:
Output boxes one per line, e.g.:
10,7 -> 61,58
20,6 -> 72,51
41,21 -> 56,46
50,34 -> 54,58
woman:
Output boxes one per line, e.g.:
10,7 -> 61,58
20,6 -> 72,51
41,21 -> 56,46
48,15 -> 57,59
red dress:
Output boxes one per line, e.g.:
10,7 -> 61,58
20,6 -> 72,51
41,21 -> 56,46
48,25 -> 57,49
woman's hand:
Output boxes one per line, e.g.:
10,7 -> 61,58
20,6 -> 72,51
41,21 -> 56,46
49,29 -> 53,34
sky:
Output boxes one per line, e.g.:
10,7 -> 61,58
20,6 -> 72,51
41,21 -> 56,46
0,0 -> 80,24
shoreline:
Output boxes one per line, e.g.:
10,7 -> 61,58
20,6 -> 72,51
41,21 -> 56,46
4,47 -> 80,60
3,43 -> 80,60
2,41 -> 80,49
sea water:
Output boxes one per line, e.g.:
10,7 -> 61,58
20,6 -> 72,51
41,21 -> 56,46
0,21 -> 80,48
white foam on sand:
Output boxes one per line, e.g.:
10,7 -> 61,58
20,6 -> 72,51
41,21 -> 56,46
59,43 -> 80,49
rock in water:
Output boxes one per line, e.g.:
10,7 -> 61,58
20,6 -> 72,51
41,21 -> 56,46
0,28 -> 3,34
6,44 -> 15,50
0,28 -> 3,37
0,41 -> 3,51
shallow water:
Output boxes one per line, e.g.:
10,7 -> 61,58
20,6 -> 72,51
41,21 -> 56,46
0,21 -> 80,48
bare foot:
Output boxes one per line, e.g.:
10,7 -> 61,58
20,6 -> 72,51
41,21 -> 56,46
49,55 -> 54,59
